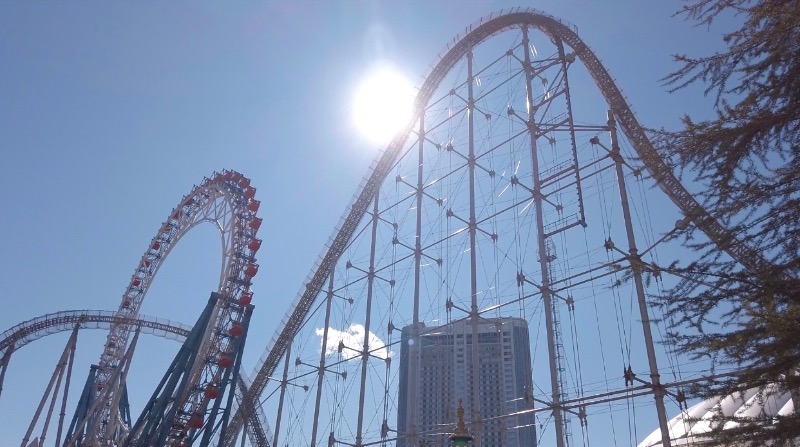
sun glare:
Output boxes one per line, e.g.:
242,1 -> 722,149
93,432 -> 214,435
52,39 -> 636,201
352,67 -> 415,145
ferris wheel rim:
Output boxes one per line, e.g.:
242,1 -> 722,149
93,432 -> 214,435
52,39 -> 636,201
87,169 -> 263,445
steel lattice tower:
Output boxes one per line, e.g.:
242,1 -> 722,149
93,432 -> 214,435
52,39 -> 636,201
225,9 -> 768,447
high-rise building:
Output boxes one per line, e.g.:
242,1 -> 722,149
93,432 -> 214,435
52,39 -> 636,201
397,317 -> 535,447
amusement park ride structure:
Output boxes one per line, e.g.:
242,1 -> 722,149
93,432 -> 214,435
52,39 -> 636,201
0,8 -> 770,447
2,170 -> 266,447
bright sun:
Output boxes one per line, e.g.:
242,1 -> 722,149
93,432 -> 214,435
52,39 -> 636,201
352,67 -> 415,145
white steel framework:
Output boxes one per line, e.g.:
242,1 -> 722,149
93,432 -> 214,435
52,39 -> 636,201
226,9 -> 766,447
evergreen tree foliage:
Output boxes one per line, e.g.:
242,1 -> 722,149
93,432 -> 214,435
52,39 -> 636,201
655,0 -> 800,445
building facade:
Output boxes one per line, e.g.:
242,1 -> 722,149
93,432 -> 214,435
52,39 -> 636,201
397,317 -> 535,447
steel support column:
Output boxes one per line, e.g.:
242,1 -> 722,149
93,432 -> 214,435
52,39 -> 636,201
355,195 -> 381,447
465,47 -> 484,447
272,343 -> 292,447
406,113 -> 426,447
310,272 -> 336,447
21,324 -> 79,447
55,332 -> 77,447
522,26 -> 566,447
607,110 -> 671,447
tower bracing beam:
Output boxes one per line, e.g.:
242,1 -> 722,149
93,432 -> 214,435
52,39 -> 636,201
64,365 -> 98,447
125,292 -> 254,447
63,363 -> 130,447
64,329 -> 140,447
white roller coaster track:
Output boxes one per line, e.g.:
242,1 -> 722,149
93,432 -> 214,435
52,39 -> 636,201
225,8 -> 770,446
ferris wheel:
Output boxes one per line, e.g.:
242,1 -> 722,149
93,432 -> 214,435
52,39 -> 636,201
94,170 -> 264,446
3,170 -> 265,447
2,170 -> 270,447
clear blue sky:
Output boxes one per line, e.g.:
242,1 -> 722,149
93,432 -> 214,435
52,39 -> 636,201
0,1 -> 730,444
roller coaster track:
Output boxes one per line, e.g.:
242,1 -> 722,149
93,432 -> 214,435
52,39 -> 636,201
0,310 -> 191,354
225,8 -> 772,444
0,310 -> 272,447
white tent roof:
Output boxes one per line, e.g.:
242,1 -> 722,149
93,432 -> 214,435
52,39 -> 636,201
638,386 -> 794,447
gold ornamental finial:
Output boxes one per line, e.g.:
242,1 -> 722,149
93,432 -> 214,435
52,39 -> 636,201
449,399 -> 473,446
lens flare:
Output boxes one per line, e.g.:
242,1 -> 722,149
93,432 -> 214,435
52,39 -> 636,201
352,66 -> 415,145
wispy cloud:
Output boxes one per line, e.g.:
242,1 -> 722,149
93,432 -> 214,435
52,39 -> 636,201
315,324 -> 392,360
